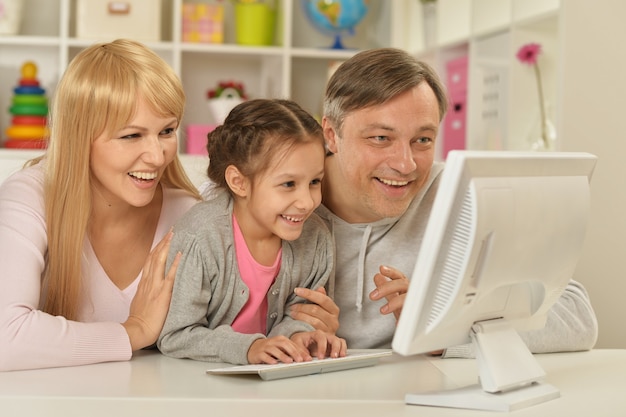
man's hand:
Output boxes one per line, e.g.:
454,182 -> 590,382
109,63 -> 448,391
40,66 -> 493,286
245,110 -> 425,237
289,287 -> 340,334
369,265 -> 409,321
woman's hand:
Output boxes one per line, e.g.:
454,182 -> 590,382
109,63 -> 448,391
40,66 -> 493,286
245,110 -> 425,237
369,265 -> 409,321
123,230 -> 180,351
247,336 -> 312,364
289,287 -> 340,334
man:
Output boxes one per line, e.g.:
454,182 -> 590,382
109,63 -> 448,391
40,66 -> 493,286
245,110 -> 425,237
290,48 -> 598,357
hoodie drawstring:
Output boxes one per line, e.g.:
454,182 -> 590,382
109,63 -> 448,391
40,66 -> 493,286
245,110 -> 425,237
356,225 -> 372,312
327,219 -> 336,300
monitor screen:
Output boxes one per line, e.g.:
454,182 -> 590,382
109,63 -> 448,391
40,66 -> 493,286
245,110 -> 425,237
392,150 -> 597,411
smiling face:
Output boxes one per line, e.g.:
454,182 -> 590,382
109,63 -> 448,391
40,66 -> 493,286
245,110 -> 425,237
89,97 -> 179,208
233,140 -> 325,244
322,83 -> 440,223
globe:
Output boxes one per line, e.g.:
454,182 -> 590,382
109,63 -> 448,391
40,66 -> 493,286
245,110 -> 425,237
302,0 -> 368,49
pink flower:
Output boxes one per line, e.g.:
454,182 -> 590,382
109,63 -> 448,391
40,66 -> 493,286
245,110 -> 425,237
516,42 -> 550,149
516,43 -> 542,66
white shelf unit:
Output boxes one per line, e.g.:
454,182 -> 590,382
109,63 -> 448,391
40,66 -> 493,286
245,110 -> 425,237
413,0 -> 562,157
0,0 -> 416,154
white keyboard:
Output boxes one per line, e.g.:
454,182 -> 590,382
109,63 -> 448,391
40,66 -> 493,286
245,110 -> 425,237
206,349 -> 393,381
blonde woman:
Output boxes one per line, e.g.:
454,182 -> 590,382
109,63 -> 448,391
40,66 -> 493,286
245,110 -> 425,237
0,39 -> 201,371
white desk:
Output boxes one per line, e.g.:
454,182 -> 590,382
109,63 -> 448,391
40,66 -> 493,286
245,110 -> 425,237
0,349 -> 624,417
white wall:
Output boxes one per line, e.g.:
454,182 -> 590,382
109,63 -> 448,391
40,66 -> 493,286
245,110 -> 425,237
0,150 -> 41,182
560,0 -> 626,348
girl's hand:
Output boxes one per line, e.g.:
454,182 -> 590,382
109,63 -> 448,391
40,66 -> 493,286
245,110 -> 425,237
291,330 -> 347,360
123,230 -> 180,351
247,336 -> 312,364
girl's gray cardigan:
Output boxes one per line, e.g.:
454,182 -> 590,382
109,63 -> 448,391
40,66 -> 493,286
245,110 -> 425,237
157,190 -> 334,365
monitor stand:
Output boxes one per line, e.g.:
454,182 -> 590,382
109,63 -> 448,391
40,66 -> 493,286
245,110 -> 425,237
405,319 -> 560,412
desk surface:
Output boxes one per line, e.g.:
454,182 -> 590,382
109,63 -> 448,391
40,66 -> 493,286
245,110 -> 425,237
0,349 -> 624,417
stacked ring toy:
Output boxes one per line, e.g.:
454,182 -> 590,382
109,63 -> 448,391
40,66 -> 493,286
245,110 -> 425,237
4,62 -> 49,149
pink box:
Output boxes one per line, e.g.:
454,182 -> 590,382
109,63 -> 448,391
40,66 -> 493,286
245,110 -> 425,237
182,3 -> 224,43
446,56 -> 468,97
186,124 -> 216,155
442,93 -> 467,158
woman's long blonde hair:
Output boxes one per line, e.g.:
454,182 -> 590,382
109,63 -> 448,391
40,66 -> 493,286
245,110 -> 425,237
32,39 -> 200,320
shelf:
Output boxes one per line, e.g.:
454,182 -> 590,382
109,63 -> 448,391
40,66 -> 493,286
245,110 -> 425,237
0,0 -> 404,154
179,43 -> 283,56
0,36 -> 62,46
415,0 -> 562,157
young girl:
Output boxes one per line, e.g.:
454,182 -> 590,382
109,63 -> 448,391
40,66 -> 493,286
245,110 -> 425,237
158,99 -> 346,365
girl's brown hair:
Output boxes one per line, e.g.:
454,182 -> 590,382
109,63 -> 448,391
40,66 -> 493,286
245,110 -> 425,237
207,99 -> 324,191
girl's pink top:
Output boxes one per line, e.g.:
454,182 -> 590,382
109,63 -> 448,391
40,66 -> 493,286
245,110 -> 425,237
230,213 -> 280,335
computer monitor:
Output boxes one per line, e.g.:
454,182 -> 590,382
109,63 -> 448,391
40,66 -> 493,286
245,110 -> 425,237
392,150 -> 597,412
